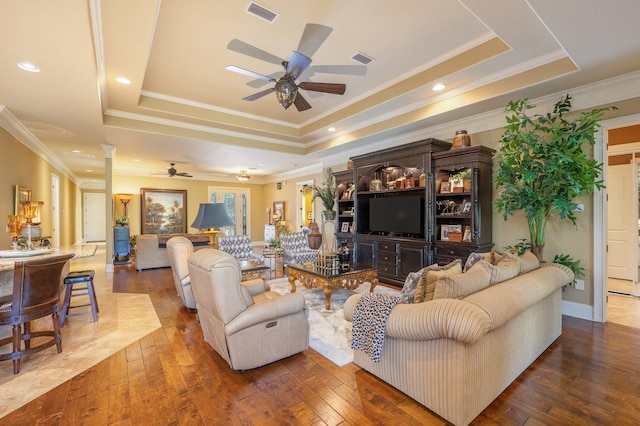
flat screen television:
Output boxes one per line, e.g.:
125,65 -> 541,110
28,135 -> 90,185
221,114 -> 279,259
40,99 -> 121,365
369,196 -> 423,236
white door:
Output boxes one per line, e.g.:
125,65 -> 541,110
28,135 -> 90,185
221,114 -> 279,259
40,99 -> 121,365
51,174 -> 60,247
85,193 -> 106,242
607,163 -> 636,280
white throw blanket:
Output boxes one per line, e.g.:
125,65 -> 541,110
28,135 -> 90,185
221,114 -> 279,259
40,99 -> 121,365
351,293 -> 405,362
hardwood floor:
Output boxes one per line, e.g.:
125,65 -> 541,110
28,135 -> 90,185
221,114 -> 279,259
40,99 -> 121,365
3,265 -> 640,425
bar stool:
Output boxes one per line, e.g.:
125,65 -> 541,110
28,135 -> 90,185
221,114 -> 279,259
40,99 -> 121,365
60,270 -> 99,328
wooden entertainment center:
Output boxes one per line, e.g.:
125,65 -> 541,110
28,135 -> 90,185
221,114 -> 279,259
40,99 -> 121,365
334,138 -> 494,287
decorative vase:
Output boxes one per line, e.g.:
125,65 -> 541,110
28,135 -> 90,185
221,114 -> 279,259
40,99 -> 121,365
307,221 -> 322,249
321,210 -> 336,221
452,130 -> 471,149
338,241 -> 350,271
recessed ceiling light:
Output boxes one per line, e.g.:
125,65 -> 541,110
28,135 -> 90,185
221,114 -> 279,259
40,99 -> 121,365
328,127 -> 336,132
72,149 -> 81,153
132,159 -> 140,162
116,77 -> 131,85
433,83 -> 446,91
85,169 -> 93,172
17,62 -> 40,73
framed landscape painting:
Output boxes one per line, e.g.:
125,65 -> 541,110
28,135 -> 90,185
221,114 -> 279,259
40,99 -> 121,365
141,188 -> 187,234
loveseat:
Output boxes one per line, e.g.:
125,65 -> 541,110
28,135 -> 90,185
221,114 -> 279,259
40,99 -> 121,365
135,233 -> 209,271
344,256 -> 573,426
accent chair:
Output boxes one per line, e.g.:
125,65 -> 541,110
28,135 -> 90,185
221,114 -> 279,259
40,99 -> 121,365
187,249 -> 309,370
166,236 -> 196,310
280,231 -> 319,267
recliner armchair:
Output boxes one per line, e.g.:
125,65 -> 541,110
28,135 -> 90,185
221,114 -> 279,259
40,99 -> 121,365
218,235 -> 264,264
166,236 -> 196,310
187,249 -> 309,370
280,231 -> 319,267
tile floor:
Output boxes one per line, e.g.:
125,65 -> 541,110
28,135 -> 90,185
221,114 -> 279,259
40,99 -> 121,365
0,244 -> 160,418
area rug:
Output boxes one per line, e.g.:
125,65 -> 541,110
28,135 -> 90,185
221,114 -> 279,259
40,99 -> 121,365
268,278 -> 399,367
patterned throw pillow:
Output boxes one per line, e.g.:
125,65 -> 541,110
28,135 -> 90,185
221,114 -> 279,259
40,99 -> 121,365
400,267 -> 427,303
433,259 -> 492,300
414,259 -> 462,303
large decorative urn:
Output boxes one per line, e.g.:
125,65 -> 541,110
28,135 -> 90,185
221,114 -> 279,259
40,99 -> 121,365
307,221 -> 322,250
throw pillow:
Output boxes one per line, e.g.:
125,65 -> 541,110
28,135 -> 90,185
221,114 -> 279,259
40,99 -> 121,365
518,250 -> 540,274
463,249 -> 503,272
433,259 -> 492,300
414,259 -> 462,303
490,252 -> 520,284
400,268 -> 426,303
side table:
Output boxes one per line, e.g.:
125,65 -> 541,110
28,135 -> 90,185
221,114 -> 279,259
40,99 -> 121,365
262,247 -> 284,278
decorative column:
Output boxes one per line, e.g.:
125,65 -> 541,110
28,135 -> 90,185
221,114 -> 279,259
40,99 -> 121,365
102,144 -> 116,273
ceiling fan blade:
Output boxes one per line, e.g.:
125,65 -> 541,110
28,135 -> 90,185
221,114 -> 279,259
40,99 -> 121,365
226,65 -> 276,82
247,72 -> 281,88
227,39 -> 282,65
293,92 -> 312,112
243,87 -> 275,101
297,24 -> 333,58
176,173 -> 193,177
286,51 -> 312,80
299,82 -> 346,95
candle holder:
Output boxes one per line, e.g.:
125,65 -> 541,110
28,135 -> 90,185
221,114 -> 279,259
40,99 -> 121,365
7,215 -> 22,251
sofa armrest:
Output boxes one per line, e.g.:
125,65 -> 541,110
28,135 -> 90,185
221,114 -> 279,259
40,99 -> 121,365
225,293 -> 306,335
345,294 -> 491,344
241,279 -> 268,296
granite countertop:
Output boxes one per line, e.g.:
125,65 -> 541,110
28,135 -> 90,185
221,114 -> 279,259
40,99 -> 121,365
0,244 -> 98,272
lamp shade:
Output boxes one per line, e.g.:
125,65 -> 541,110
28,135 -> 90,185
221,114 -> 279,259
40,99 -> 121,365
190,203 -> 234,229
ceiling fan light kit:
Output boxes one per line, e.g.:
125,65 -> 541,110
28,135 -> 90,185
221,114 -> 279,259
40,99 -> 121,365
236,170 -> 251,182
275,75 -> 298,110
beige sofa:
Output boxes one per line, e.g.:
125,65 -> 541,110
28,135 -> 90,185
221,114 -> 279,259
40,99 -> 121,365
344,262 -> 573,426
135,234 -> 209,271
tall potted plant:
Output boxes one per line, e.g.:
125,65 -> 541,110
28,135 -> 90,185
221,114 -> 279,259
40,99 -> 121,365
494,94 -> 615,260
311,168 -> 337,221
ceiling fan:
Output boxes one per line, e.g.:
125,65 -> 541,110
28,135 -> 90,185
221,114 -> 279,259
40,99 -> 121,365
225,23 -> 347,111
167,163 -> 192,178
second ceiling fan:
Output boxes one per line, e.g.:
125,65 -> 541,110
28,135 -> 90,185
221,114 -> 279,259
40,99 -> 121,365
226,23 -> 347,111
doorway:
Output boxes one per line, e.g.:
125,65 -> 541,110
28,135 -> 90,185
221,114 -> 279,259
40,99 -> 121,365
297,180 -> 314,231
208,186 -> 251,237
596,116 -> 640,323
51,174 -> 60,247
84,192 -> 106,242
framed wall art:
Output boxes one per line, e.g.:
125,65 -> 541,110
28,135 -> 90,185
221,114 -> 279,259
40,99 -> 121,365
14,185 -> 31,215
140,188 -> 187,234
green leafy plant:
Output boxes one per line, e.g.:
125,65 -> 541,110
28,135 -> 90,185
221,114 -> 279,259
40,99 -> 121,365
503,238 -> 531,255
115,216 -> 129,226
494,94 -> 616,260
553,253 -> 585,286
311,168 -> 337,212
451,169 -> 471,181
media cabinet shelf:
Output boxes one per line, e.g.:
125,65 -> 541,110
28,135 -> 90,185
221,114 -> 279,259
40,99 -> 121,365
432,145 -> 495,265
335,140 -> 494,285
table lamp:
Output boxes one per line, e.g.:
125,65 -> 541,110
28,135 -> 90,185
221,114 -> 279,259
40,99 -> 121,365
190,203 -> 235,248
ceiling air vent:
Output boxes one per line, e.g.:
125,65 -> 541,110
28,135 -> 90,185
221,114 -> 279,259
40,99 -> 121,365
352,52 -> 374,65
245,2 -> 279,23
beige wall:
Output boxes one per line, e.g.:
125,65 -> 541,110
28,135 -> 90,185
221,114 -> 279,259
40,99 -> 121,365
110,175 -> 266,242
0,129 -> 79,250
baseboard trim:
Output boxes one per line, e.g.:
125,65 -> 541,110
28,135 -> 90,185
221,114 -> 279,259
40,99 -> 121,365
562,300 -> 596,322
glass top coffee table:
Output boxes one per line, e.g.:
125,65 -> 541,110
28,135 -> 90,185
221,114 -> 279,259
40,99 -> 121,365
285,263 -> 378,310
239,260 -> 270,281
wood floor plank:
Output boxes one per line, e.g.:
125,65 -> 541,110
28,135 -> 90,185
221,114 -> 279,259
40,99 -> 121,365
5,265 -> 640,424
